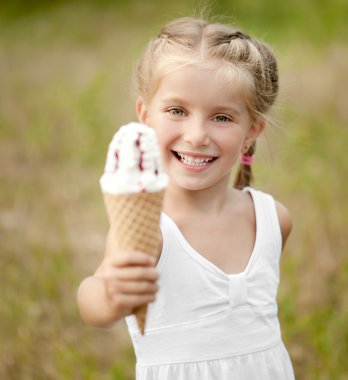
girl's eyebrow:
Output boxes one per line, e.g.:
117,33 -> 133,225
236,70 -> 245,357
160,97 -> 242,115
159,96 -> 185,104
211,105 -> 241,116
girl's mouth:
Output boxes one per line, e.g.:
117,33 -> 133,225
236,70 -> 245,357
172,151 -> 218,167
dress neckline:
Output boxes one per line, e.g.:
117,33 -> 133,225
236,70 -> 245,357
161,187 -> 260,279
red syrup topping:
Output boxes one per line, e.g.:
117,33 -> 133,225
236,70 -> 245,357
135,133 -> 144,172
139,151 -> 144,171
114,151 -> 119,171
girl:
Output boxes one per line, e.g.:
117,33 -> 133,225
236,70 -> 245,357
78,17 -> 295,379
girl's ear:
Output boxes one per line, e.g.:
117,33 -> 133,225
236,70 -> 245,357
244,118 -> 265,146
136,96 -> 148,125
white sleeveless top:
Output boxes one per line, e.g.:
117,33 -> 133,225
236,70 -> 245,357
126,188 -> 295,379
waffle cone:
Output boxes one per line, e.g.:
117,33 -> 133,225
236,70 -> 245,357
103,191 -> 164,334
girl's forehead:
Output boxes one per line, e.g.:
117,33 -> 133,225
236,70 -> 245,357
149,65 -> 250,118
156,65 -> 233,92
152,63 -> 252,106
149,59 -> 253,102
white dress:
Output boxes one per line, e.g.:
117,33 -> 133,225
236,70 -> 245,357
126,187 -> 295,379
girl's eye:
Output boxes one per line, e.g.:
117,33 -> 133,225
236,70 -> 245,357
168,108 -> 185,116
214,114 -> 232,123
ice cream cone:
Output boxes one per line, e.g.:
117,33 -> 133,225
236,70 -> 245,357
100,123 -> 168,334
103,190 -> 165,334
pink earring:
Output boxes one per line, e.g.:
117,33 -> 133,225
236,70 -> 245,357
240,143 -> 254,166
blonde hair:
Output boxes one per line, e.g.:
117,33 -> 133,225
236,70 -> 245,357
135,17 -> 279,189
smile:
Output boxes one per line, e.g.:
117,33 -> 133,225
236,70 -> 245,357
173,151 -> 218,167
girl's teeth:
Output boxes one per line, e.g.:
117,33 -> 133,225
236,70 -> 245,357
177,153 -> 214,166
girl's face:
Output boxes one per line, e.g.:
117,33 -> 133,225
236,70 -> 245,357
137,66 -> 264,192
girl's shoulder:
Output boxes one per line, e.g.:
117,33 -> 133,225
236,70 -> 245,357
274,200 -> 292,250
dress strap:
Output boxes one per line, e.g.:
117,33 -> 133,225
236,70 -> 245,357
156,212 -> 173,273
243,187 -> 282,255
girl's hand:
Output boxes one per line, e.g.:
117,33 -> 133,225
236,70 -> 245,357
77,227 -> 161,328
96,251 -> 159,321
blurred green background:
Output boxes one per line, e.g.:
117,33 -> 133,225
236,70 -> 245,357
1,0 -> 347,379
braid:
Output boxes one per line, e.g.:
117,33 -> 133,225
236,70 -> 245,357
233,142 -> 256,190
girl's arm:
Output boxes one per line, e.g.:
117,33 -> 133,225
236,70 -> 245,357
77,229 -> 159,328
275,201 -> 293,250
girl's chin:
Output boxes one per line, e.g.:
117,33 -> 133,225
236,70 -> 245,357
167,174 -> 218,192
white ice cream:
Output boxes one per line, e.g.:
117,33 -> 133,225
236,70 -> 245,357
100,122 -> 168,194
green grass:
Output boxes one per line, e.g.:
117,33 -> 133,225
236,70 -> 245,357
1,1 -> 347,379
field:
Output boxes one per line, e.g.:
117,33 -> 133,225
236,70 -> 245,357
1,1 -> 348,379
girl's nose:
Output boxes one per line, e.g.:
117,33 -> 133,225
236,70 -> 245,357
183,119 -> 210,146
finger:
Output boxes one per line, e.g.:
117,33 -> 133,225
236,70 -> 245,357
116,266 -> 159,282
116,293 -> 157,311
117,280 -> 158,295
113,252 -> 156,267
